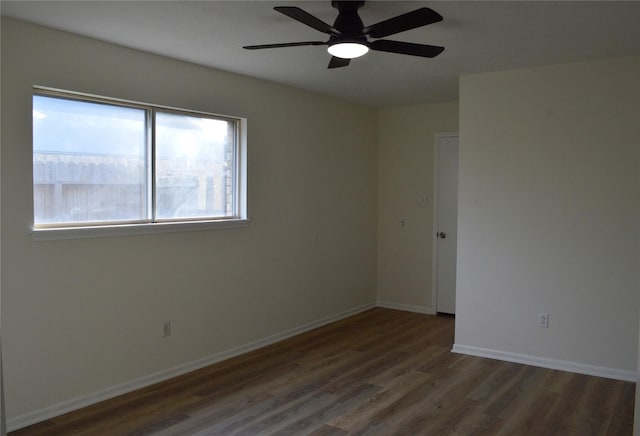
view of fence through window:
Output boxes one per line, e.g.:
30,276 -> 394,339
33,92 -> 238,227
155,111 -> 235,220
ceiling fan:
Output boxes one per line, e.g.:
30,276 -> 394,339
243,1 -> 445,69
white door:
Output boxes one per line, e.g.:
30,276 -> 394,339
435,135 -> 459,314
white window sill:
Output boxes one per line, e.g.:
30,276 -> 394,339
31,219 -> 251,241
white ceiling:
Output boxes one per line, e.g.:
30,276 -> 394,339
3,1 -> 640,108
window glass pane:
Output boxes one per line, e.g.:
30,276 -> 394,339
33,95 -> 148,226
155,111 -> 236,220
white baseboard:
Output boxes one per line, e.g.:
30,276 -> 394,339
7,302 -> 375,432
376,300 -> 436,315
452,344 -> 637,382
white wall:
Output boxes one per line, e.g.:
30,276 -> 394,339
455,56 -> 640,375
377,103 -> 458,312
0,17 -> 377,424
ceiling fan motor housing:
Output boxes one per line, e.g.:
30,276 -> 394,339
331,1 -> 366,41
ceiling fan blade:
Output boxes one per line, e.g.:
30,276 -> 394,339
274,6 -> 340,35
328,56 -> 350,69
364,8 -> 443,39
370,40 -> 444,58
243,41 -> 327,50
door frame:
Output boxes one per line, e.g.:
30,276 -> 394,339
431,132 -> 459,312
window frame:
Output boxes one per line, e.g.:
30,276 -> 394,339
31,87 -> 248,240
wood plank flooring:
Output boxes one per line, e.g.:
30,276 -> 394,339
11,308 -> 635,435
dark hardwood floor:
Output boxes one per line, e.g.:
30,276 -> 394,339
11,308 -> 635,435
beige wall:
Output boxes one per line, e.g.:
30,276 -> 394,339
1,17 -> 377,422
376,103 -> 458,311
456,56 -> 640,373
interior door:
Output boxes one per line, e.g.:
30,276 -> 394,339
436,135 -> 459,314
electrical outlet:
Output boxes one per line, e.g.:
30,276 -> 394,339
537,312 -> 549,328
163,321 -> 172,337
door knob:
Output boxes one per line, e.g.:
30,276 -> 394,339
438,232 -> 447,239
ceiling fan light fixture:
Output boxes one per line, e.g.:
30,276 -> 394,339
327,42 -> 369,59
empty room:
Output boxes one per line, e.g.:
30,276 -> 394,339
1,1 -> 639,434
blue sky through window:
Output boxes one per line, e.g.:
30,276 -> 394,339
33,95 -> 231,159
33,95 -> 146,157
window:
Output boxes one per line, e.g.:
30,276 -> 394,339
32,88 -> 247,236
